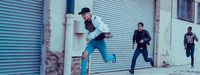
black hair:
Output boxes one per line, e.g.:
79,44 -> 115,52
138,22 -> 144,27
188,26 -> 192,30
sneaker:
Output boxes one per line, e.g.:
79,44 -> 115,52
129,69 -> 134,74
112,54 -> 116,63
150,60 -> 154,67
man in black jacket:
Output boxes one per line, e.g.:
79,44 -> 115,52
184,26 -> 198,68
129,22 -> 154,74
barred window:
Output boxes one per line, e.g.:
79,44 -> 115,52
197,3 -> 200,24
177,0 -> 195,22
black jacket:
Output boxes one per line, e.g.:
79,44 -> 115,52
132,29 -> 151,45
184,32 -> 198,46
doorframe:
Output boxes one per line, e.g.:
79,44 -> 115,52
41,0 -> 50,75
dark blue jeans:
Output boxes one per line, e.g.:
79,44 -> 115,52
186,45 -> 195,67
131,47 -> 154,71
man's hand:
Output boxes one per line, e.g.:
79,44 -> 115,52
105,33 -> 110,37
139,39 -> 144,44
105,32 -> 113,39
184,44 -> 187,50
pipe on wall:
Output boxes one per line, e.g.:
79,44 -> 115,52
64,0 -> 75,75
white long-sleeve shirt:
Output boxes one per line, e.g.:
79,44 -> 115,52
87,15 -> 110,40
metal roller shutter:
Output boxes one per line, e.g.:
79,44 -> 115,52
91,0 -> 154,74
0,0 -> 44,75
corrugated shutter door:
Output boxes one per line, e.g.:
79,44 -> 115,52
0,0 -> 44,75
91,0 -> 154,73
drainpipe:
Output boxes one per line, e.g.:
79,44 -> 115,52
169,0 -> 173,65
64,0 -> 75,75
154,0 -> 160,67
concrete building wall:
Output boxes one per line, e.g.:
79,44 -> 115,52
72,0 -> 93,57
44,0 -> 93,75
154,0 -> 172,67
156,0 -> 200,67
170,0 -> 200,65
44,0 -> 200,74
44,0 -> 66,75
49,0 -> 66,52
154,0 -> 160,67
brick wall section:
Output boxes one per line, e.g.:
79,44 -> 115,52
72,56 -> 82,75
44,9 -> 64,75
46,50 -> 64,75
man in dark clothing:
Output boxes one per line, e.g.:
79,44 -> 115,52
129,22 -> 154,74
184,26 -> 198,68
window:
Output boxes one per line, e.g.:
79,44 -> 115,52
177,0 -> 195,22
197,3 -> 200,24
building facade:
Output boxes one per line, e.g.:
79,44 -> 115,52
0,0 -> 200,75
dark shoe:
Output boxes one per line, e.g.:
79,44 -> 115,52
150,60 -> 154,67
112,54 -> 116,63
129,69 -> 134,74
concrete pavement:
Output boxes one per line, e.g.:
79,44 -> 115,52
92,64 -> 200,75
